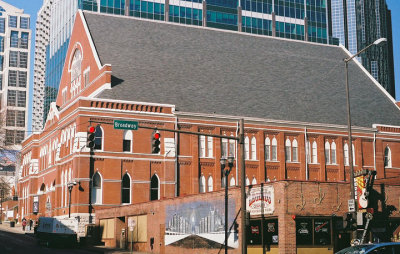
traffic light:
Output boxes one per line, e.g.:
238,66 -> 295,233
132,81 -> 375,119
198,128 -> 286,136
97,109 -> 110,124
151,131 -> 161,154
345,213 -> 357,231
87,126 -> 96,149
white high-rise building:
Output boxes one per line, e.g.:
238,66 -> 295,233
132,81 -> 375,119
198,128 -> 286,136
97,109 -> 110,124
31,0 -> 53,132
0,1 -> 31,149
32,0 -> 78,132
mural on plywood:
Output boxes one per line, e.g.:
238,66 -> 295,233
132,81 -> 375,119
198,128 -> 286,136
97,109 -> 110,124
165,199 -> 238,249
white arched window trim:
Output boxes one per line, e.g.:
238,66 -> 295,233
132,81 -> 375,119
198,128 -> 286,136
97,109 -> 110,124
122,172 -> 132,204
245,176 -> 250,186
384,146 -> 392,168
331,141 -> 337,164
251,136 -> 256,160
312,141 -> 317,164
325,141 -> 331,164
265,137 -> 271,161
230,176 -> 236,187
200,175 -> 206,193
245,136 -> 250,160
91,171 -> 103,204
292,139 -> 298,162
123,130 -> 133,152
285,138 -> 291,162
271,137 -> 277,161
207,176 -> 213,192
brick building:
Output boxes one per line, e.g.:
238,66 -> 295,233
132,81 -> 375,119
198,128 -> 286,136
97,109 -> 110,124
18,10 -> 400,253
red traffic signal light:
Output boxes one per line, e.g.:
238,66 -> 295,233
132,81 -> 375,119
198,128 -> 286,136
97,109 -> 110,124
88,126 -> 95,133
87,126 -> 96,149
151,131 -> 161,154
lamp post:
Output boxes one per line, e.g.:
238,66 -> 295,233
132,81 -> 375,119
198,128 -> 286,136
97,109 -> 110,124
343,37 -> 386,238
67,181 -> 77,218
220,156 -> 234,254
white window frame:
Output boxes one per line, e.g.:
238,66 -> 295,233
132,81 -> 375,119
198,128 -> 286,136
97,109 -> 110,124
251,136 -> 256,160
207,176 -> 213,192
384,146 -> 392,168
285,138 -> 291,162
265,137 -> 271,161
200,175 -> 206,193
245,136 -> 250,160
292,139 -> 298,162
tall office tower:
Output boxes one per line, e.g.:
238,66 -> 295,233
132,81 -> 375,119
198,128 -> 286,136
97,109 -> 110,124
32,0 -> 77,132
32,0 -> 335,131
32,0 -> 53,132
329,0 -> 395,98
0,1 -> 31,149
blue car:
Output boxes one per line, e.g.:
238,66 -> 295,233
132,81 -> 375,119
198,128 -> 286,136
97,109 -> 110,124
335,242 -> 400,254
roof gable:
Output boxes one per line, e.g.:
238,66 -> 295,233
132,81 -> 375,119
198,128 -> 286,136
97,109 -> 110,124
54,10 -> 111,113
82,11 -> 400,128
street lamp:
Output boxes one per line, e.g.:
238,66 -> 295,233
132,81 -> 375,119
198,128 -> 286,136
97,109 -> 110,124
220,156 -> 234,254
343,37 -> 386,238
67,181 -> 77,218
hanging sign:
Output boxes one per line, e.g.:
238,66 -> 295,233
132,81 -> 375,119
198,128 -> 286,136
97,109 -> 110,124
246,185 -> 274,215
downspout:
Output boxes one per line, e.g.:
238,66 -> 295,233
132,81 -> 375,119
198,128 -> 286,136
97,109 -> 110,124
373,132 -> 376,172
175,116 -> 179,197
304,127 -> 308,180
236,120 -> 239,185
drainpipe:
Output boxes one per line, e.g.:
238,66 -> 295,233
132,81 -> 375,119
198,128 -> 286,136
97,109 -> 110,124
175,117 -> 179,197
236,121 -> 239,185
304,127 -> 308,180
373,132 -> 376,172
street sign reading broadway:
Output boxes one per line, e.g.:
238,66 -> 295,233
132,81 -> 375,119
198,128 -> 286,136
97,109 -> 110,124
246,185 -> 275,215
114,120 -> 139,130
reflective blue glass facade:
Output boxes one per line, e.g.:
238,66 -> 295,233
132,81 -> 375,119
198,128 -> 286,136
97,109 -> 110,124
41,0 -> 335,126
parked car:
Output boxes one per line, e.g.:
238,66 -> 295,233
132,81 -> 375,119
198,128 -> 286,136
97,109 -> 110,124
335,242 -> 400,254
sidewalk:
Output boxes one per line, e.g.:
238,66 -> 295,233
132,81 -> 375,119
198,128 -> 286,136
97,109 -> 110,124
0,221 -> 147,253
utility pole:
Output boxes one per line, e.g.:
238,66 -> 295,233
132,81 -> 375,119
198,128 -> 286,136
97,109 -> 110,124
240,119 -> 247,254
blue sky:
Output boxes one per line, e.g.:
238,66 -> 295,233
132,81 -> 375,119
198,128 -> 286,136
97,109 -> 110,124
9,0 -> 400,132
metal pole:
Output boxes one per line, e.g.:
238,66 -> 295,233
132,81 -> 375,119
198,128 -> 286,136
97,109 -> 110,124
261,183 -> 265,254
225,169 -> 229,254
68,186 -> 72,218
345,61 -> 357,239
0,189 -> 3,224
240,119 -> 247,254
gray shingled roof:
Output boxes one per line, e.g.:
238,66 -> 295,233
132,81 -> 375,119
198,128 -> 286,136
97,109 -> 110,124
83,12 -> 400,128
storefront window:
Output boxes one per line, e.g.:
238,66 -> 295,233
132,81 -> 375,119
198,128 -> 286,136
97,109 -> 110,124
248,219 -> 279,245
296,218 -> 332,246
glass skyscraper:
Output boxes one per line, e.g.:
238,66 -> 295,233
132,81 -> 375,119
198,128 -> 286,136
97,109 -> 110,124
32,0 -> 344,131
329,0 -> 395,98
0,2 -> 31,148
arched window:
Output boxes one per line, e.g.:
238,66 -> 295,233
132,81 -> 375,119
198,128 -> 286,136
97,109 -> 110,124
40,183 -> 45,194
271,137 -> 277,161
331,141 -> 337,164
199,135 -> 206,158
121,173 -> 131,204
312,141 -> 317,164
292,139 -> 298,162
252,177 -> 257,185
70,49 -> 82,82
384,146 -> 392,168
344,143 -> 349,166
229,136 -> 235,158
245,176 -> 250,186
61,171 -> 64,207
91,172 -> 102,204
221,138 -> 228,158
123,130 -> 132,152
207,137 -> 213,158
285,139 -> 291,162
245,136 -> 250,160
251,137 -> 256,160
325,141 -> 330,164
94,125 -> 103,150
207,176 -> 213,192
199,175 -> 206,193
230,176 -> 236,187
150,174 -> 160,200
265,137 -> 271,161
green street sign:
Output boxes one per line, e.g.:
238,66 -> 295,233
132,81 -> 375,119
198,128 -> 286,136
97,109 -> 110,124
114,120 -> 139,130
